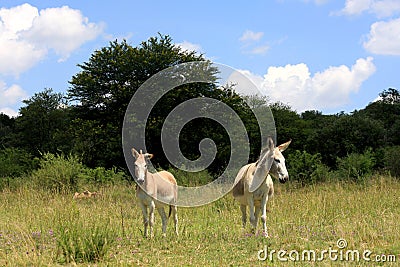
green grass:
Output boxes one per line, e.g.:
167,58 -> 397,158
0,176 -> 399,266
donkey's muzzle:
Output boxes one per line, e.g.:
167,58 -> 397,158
279,176 -> 288,184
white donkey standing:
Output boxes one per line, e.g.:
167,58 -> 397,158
232,137 -> 291,237
132,148 -> 178,237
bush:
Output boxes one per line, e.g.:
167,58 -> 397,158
287,150 -> 329,186
167,168 -> 213,187
384,146 -> 400,177
30,153 -> 85,192
0,148 -> 37,178
30,153 -> 128,192
336,149 -> 375,182
0,148 -> 38,190
81,166 -> 127,185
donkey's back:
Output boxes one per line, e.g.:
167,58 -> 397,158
151,170 -> 177,206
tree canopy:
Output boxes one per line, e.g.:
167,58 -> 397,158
1,34 -> 399,180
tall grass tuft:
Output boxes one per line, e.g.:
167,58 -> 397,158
55,207 -> 116,264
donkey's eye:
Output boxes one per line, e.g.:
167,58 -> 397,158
274,158 -> 281,163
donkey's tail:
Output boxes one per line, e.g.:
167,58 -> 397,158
168,205 -> 172,218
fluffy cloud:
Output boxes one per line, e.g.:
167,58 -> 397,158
239,30 -> 264,42
335,1 -> 400,56
338,0 -> 400,18
236,57 -> 376,112
239,30 -> 270,55
176,41 -> 203,54
363,18 -> 400,55
22,6 -> 104,61
0,81 -> 27,117
0,3 -> 103,76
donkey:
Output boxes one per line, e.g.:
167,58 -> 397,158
232,137 -> 291,237
132,148 -> 178,237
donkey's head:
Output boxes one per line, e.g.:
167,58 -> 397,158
132,148 -> 153,184
270,138 -> 291,184
254,137 -> 291,189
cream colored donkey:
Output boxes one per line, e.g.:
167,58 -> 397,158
232,137 -> 291,237
132,148 -> 178,237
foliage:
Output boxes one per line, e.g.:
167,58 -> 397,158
379,88 -> 400,104
82,166 -> 127,185
0,148 -> 37,191
0,113 -> 15,147
30,153 -> 126,192
0,147 -> 37,178
336,149 -> 376,182
1,33 -> 399,182
30,153 -> 85,192
384,146 -> 400,178
13,88 -> 72,156
287,150 -> 328,185
67,34 -> 213,168
167,168 -> 213,187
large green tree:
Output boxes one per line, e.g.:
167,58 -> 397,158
67,34 -> 252,171
0,113 -> 15,148
14,88 -> 71,156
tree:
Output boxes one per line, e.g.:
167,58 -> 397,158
379,88 -> 400,104
361,88 -> 400,146
67,34 -> 252,172
307,113 -> 384,167
14,88 -> 71,156
0,113 -> 15,147
269,102 -> 309,152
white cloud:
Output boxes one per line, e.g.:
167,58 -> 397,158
363,18 -> 400,55
0,38 -> 46,76
248,44 -> 270,55
0,81 -> 27,116
176,41 -> 203,54
22,6 -> 104,61
0,3 -> 103,76
338,0 -> 400,18
0,107 -> 18,117
338,0 -> 372,16
239,30 -> 271,55
239,30 -> 264,42
236,57 -> 376,112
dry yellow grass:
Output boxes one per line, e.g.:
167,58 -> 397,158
0,176 -> 399,266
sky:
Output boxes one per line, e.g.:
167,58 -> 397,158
1,0 -> 399,117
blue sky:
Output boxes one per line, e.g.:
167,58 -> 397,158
1,0 -> 399,116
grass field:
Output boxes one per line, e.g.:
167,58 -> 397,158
0,175 -> 399,266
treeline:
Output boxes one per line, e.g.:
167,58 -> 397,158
1,34 -> 399,187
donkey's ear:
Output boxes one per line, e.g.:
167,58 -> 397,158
249,150 -> 274,193
131,148 -> 140,158
277,139 -> 291,152
267,136 -> 275,150
144,153 -> 154,160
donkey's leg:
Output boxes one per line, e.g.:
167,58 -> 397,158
148,201 -> 155,238
240,204 -> 247,229
139,201 -> 149,237
247,196 -> 257,232
157,207 -> 168,237
171,206 -> 178,236
260,194 -> 269,237
254,205 -> 261,232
